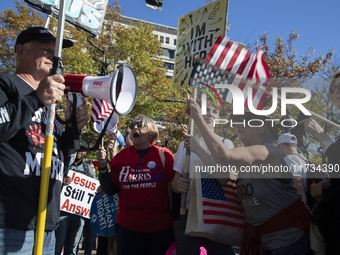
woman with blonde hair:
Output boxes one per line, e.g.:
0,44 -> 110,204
96,115 -> 176,255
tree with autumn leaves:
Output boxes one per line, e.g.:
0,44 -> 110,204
210,31 -> 337,164
0,1 -> 189,155
255,31 -> 338,164
0,1 -> 338,163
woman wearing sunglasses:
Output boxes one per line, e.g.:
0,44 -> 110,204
299,71 -> 340,254
185,95 -> 311,255
96,115 -> 176,255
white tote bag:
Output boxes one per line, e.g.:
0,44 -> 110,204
185,169 -> 245,247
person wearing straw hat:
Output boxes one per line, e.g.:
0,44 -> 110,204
185,95 -> 311,255
299,70 -> 340,254
0,27 -> 89,254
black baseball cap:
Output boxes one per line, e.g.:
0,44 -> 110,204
15,27 -> 73,52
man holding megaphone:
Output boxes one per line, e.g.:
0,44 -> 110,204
0,27 -> 89,254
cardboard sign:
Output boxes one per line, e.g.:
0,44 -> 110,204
90,192 -> 119,236
24,0 -> 108,38
172,0 -> 227,89
60,170 -> 100,219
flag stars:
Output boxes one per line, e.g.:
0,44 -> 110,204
202,177 -> 225,200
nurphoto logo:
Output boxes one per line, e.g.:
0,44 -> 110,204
200,82 -> 312,129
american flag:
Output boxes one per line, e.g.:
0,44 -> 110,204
201,173 -> 245,229
190,35 -> 271,110
90,98 -> 114,125
186,172 -> 245,246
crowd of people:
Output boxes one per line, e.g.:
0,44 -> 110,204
0,26 -> 339,255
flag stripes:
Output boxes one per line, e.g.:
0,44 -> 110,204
190,35 -> 271,110
202,201 -> 244,213
203,219 -> 246,228
91,98 -> 113,125
200,176 -> 245,231
203,209 -> 245,220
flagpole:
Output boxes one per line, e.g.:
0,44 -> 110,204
180,87 -> 197,216
34,0 -> 66,254
224,0 -> 229,34
180,0 -> 230,215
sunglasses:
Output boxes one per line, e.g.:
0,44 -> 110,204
330,82 -> 340,94
129,121 -> 147,129
136,158 -> 145,171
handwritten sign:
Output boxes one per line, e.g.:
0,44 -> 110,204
172,0 -> 227,89
90,192 -> 119,236
24,0 -> 108,38
60,170 -> 100,219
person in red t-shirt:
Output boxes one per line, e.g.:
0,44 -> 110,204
96,115 -> 176,255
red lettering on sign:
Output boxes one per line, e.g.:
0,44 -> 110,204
70,171 -> 97,191
61,199 -> 90,217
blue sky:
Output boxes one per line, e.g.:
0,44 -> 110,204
120,0 -> 339,61
1,0 -> 339,61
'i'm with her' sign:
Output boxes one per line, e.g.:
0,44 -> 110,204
24,0 -> 108,38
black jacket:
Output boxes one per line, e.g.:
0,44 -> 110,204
0,73 -> 74,231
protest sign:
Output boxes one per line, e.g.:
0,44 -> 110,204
90,192 -> 119,236
172,0 -> 227,89
24,0 -> 108,38
60,170 -> 100,219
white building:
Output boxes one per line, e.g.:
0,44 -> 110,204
117,15 -> 177,78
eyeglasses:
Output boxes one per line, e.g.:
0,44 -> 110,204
136,158 -> 145,170
330,82 -> 340,94
129,121 -> 147,129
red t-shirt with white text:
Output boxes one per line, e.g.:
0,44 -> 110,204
110,144 -> 175,232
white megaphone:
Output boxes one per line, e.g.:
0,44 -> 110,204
93,113 -> 126,149
64,64 -> 137,116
